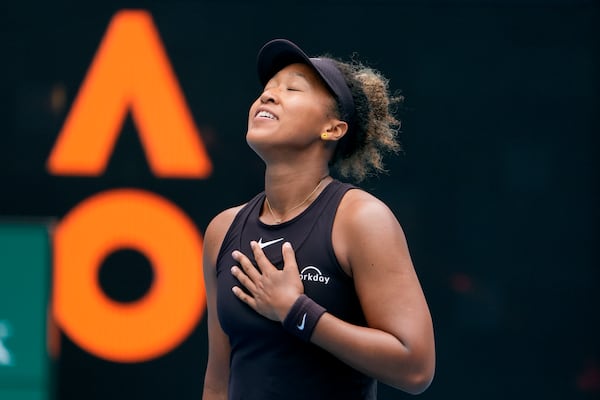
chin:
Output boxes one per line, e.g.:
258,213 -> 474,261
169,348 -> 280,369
245,130 -> 264,155
246,126 -> 274,143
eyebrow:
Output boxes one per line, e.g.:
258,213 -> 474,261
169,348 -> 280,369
291,71 -> 307,78
266,70 -> 310,87
289,71 -> 315,90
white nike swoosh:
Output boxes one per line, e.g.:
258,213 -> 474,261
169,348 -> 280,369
257,237 -> 284,249
297,313 -> 307,330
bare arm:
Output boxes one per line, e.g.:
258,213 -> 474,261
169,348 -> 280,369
312,189 -> 435,394
202,206 -> 243,400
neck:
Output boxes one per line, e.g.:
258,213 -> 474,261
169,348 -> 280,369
263,168 -> 330,224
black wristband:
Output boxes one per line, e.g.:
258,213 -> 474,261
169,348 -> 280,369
282,294 -> 326,342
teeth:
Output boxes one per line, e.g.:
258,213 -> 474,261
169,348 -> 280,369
257,110 -> 276,120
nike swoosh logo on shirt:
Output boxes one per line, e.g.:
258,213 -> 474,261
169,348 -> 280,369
257,237 -> 284,249
297,313 -> 307,330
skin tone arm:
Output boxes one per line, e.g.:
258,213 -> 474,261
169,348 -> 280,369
230,189 -> 435,395
202,206 -> 243,400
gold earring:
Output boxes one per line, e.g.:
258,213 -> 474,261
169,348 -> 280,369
321,132 -> 328,140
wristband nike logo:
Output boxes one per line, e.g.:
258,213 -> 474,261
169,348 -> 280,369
257,237 -> 284,249
297,313 -> 307,330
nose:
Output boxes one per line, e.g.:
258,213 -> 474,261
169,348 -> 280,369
259,87 -> 278,104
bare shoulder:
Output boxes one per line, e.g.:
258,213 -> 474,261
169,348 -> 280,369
205,204 -> 245,238
337,188 -> 401,231
203,204 -> 246,268
333,188 -> 407,273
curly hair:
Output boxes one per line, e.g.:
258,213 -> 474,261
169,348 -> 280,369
324,57 -> 402,182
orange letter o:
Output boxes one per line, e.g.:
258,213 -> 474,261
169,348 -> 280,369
53,189 -> 205,362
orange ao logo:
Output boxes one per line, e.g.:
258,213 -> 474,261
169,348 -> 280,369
299,266 -> 330,285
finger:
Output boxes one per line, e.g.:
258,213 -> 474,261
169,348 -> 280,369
281,242 -> 299,273
232,286 -> 257,310
250,241 -> 275,273
231,266 -> 257,293
232,250 -> 261,281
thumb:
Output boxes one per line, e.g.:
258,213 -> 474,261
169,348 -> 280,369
281,242 -> 299,273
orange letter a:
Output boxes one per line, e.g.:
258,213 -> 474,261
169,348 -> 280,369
47,10 -> 212,178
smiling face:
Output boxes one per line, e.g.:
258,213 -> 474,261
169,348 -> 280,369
246,63 -> 341,162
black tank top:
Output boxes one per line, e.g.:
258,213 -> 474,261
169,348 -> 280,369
216,179 -> 377,400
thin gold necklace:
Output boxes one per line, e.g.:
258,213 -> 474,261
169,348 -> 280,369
265,175 -> 329,224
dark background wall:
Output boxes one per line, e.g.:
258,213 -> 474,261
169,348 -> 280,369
0,0 -> 598,399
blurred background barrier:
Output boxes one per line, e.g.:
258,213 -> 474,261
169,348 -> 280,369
0,222 -> 53,400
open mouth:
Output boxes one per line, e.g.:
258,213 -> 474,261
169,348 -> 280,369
255,110 -> 278,120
